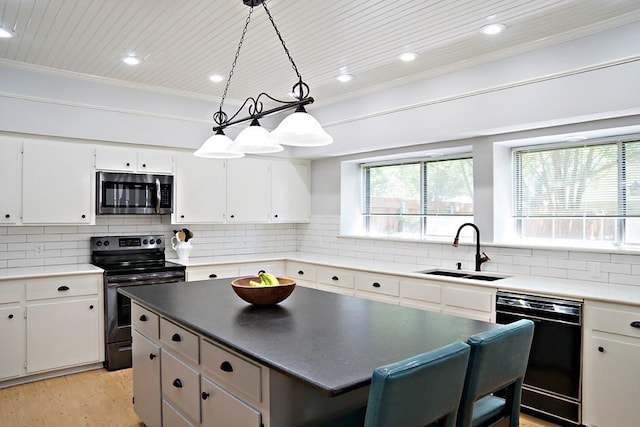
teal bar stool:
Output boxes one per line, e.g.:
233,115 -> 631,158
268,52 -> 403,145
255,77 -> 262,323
456,319 -> 535,427
323,341 -> 471,427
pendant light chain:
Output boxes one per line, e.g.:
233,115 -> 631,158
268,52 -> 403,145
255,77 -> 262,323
262,1 -> 302,83
217,5 -> 255,122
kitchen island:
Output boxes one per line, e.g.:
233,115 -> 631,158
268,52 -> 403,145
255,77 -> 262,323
121,277 -> 499,426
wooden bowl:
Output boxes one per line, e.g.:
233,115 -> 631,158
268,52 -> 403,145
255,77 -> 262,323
230,277 -> 296,306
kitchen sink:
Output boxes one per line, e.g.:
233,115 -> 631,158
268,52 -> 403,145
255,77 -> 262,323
414,269 -> 507,281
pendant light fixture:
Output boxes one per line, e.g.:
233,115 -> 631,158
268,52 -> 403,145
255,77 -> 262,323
194,0 -> 332,159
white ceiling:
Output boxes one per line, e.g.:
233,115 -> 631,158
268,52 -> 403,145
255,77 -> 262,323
2,0 -> 640,110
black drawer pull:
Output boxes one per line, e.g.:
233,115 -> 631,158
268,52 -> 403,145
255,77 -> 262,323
258,270 -> 266,274
171,333 -> 182,342
332,276 -> 339,281
220,361 -> 233,372
57,285 -> 70,291
8,314 -> 13,319
598,346 -> 605,353
139,314 -> 147,322
201,391 -> 210,400
631,321 -> 640,328
4,214 -> 9,219
89,305 -> 94,310
298,270 -> 304,275
209,273 -> 218,278
172,379 -> 183,388
149,353 -> 156,360
372,282 -> 381,288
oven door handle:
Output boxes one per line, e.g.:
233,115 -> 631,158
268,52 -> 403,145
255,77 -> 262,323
155,178 -> 161,214
496,309 -> 581,326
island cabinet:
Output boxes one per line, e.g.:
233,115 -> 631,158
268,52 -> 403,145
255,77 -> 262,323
582,300 -> 640,427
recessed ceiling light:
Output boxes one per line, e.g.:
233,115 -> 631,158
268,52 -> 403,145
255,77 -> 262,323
0,27 -> 13,38
209,74 -> 224,83
481,23 -> 507,35
122,55 -> 141,66
337,73 -> 353,83
399,52 -> 417,62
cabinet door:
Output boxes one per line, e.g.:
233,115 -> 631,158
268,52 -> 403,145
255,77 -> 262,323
583,333 -> 640,426
22,140 -> 93,224
95,146 -> 136,171
226,158 -> 270,223
0,139 -> 21,224
26,298 -> 100,373
270,161 -> 310,223
201,377 -> 261,427
137,149 -> 173,174
132,330 -> 161,427
0,305 -> 25,380
174,153 -> 226,223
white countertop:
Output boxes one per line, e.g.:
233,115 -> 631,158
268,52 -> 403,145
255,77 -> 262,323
0,264 -> 103,281
170,252 -> 640,306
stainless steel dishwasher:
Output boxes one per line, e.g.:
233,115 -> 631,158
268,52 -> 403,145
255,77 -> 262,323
496,291 -> 583,426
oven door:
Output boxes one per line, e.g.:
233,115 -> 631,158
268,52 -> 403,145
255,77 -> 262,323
105,270 -> 185,344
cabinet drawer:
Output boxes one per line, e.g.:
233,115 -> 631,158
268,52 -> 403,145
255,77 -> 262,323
201,339 -> 262,402
186,266 -> 240,282
587,302 -> 640,339
25,275 -> 100,301
285,263 -> 318,282
161,351 -> 200,424
160,318 -> 199,364
162,399 -> 196,427
238,261 -> 285,277
355,274 -> 399,297
201,377 -> 262,427
132,303 -> 159,339
443,285 -> 494,313
0,282 -> 23,304
400,280 -> 442,304
317,268 -> 354,289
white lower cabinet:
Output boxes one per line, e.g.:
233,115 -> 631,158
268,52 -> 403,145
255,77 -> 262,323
285,262 -> 318,289
317,267 -> 355,295
442,284 -> 496,322
583,300 -> 640,427
399,279 -> 442,313
354,273 -> 399,304
133,330 -> 161,427
201,377 -> 262,427
0,304 -> 24,380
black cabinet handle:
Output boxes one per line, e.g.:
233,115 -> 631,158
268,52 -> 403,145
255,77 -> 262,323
298,270 -> 304,275
258,270 -> 266,274
598,346 -> 605,353
57,285 -> 70,291
142,163 -> 147,168
201,391 -> 210,400
149,353 -> 156,360
172,379 -> 183,388
180,215 -> 185,218
8,314 -> 13,319
89,305 -> 94,310
230,215 -> 235,218
209,273 -> 218,278
139,314 -> 147,322
125,162 -> 131,167
372,282 -> 381,288
81,214 -> 86,219
171,333 -> 182,342
631,321 -> 640,328
220,361 -> 233,372
332,276 -> 339,281
4,214 -> 9,219
274,214 -> 279,218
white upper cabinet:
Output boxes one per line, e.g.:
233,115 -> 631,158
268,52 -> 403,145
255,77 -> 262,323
173,153 -> 226,224
226,157 -> 271,223
270,160 -> 310,223
95,146 -> 173,174
22,140 -> 93,224
0,138 -> 21,224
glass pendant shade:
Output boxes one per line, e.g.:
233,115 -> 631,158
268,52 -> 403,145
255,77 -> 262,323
270,106 -> 333,147
194,129 -> 245,159
230,119 -> 284,154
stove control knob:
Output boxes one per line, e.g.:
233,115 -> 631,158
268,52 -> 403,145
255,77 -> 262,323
104,241 -> 110,247
96,241 -> 102,247
143,239 -> 148,245
156,239 -> 162,245
150,239 -> 155,244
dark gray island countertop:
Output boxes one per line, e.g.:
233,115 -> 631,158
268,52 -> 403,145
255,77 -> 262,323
120,278 -> 499,396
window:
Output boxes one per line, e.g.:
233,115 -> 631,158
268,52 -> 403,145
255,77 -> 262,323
362,157 -> 473,239
513,139 -> 640,246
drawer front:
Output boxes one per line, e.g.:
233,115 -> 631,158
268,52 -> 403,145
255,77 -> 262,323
25,275 -> 100,301
132,303 -> 159,339
162,351 -> 200,423
201,377 -> 262,427
317,268 -> 354,289
443,285 -> 494,313
160,318 -> 199,364
0,282 -> 23,304
187,266 -> 240,282
587,302 -> 640,338
201,339 -> 262,402
400,280 -> 442,304
238,261 -> 285,277
162,398 -> 196,427
355,274 -> 399,297
285,263 -> 318,282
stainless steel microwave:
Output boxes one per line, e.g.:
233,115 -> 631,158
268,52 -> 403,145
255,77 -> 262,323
96,172 -> 173,215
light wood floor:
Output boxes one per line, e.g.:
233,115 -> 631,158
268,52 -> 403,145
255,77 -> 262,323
0,368 -> 559,427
